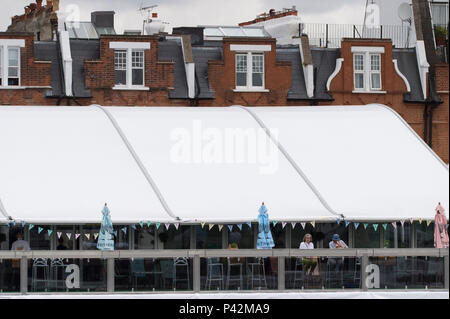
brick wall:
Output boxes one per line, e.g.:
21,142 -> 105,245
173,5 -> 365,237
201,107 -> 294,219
207,38 -> 293,106
432,64 -> 449,163
0,33 -> 52,105
84,35 -> 175,106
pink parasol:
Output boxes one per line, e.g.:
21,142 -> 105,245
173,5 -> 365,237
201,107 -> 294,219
434,202 -> 449,248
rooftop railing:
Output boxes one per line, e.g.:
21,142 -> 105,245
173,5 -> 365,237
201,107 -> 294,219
0,248 -> 448,294
300,23 -> 412,48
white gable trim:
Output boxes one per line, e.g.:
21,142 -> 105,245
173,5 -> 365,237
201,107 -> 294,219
392,59 -> 411,92
326,58 -> 344,91
230,44 -> 271,52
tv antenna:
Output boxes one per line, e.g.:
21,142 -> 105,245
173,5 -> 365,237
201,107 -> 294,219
138,1 -> 158,34
398,3 -> 412,47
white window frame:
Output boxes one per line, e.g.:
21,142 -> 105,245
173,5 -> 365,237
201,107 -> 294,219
7,47 -> 21,87
351,46 -> 385,93
234,52 -> 267,92
131,50 -> 145,87
110,42 -> 150,91
0,40 -> 25,88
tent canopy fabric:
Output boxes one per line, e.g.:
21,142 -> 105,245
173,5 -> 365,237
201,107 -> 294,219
0,104 -> 448,224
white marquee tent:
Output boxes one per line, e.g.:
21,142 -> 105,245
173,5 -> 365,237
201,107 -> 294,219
0,104 -> 448,224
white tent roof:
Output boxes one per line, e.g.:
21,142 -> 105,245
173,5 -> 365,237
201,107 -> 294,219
0,104 -> 447,224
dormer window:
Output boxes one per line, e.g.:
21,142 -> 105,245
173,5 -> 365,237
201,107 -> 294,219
351,46 -> 384,93
0,39 -> 25,88
110,42 -> 150,90
231,44 -> 271,92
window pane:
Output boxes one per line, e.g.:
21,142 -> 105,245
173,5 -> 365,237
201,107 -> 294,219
114,51 -> 127,70
29,225 -> 51,250
354,54 -> 364,71
115,70 -> 126,85
370,54 -> 380,71
383,223 -> 411,248
132,51 -> 144,68
416,222 -> 434,248
8,78 -> 19,86
371,73 -> 381,89
197,225 -> 221,249
158,226 -> 190,249
228,224 -> 254,249
8,67 -> 18,77
271,224 -> 286,248
8,49 -> 19,67
354,73 -> 364,89
291,224 -> 317,248
236,55 -> 247,72
132,68 -> 144,86
81,225 -> 100,250
252,54 -> 263,73
236,72 -> 247,86
354,225 -> 380,248
252,73 -> 263,87
322,223 -> 349,247
134,226 -> 155,249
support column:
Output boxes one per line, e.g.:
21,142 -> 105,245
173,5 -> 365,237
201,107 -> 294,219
107,258 -> 115,293
445,255 -> 449,290
277,256 -> 285,291
361,254 -> 369,291
20,256 -> 27,294
193,255 -> 200,292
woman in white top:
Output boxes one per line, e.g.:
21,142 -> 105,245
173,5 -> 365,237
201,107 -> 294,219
299,233 -> 317,275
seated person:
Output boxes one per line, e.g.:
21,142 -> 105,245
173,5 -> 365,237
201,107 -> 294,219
328,234 -> 348,272
299,233 -> 317,275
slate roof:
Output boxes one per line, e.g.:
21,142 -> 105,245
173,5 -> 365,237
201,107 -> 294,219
70,39 -> 100,98
393,48 -> 425,102
34,41 -> 63,97
192,46 -> 222,99
311,48 -> 341,100
276,45 -> 309,100
158,39 -> 188,99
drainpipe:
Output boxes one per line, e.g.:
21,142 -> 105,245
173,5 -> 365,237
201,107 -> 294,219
423,102 -> 429,144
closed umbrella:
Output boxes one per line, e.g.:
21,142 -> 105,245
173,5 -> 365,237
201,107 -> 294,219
434,202 -> 449,248
256,202 -> 274,249
97,203 -> 115,251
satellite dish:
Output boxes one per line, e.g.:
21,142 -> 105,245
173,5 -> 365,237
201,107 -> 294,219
398,3 -> 412,22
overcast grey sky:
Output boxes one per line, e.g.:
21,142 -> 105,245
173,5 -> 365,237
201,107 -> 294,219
1,0 -> 369,33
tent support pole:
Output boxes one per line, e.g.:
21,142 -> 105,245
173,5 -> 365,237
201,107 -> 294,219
20,256 -> 27,294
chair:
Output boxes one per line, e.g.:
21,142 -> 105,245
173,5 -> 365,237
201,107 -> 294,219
206,257 -> 224,290
325,257 -> 344,288
352,257 -> 361,288
246,257 -> 267,290
32,258 -> 49,291
130,259 -> 153,290
293,258 -> 306,289
226,257 -> 243,290
49,258 -> 66,291
159,259 -> 174,289
173,257 -> 190,290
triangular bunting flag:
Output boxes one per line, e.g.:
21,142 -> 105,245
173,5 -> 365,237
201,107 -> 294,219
75,233 -> 80,239
174,223 -> 179,230
201,222 -> 205,229
426,220 -> 432,227
345,221 -> 350,228
208,224 -> 214,230
21,221 -> 26,228
301,222 -> 306,229
291,222 -> 297,229
281,222 -> 287,229
218,225 -> 223,231
13,220 -> 16,227
227,225 -> 233,232
121,227 -> 127,235
409,218 -> 414,224
47,229 -> 53,236
94,233 -> 99,240
237,224 -> 242,231
67,233 -> 72,240
85,233 -> 90,240
400,220 -> 405,227
38,227 -> 43,234
165,223 -> 170,230
139,221 -> 144,228
373,224 -> 379,231
146,221 -> 151,228
354,222 -> 360,229
57,232 -> 62,239
418,218 -> 423,224
155,222 -> 161,230
28,224 -> 34,230
392,222 -> 397,229
311,221 -> 315,228
382,224 -> 387,230
363,223 -> 368,229
272,221 -> 278,227
131,224 -> 137,230
337,218 -> 341,224
246,222 -> 252,228
113,230 -> 117,237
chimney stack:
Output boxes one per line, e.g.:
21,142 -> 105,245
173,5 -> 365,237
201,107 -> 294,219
152,13 -> 158,18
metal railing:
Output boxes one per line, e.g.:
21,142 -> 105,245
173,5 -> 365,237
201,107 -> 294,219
0,248 -> 448,294
300,23 -> 412,48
